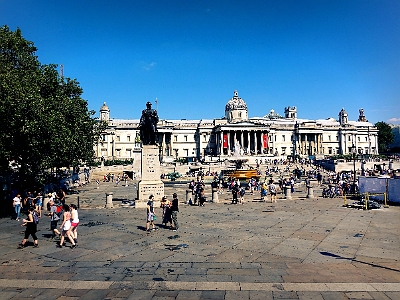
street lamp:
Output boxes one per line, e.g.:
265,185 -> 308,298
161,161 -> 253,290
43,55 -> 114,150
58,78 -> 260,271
351,144 -> 356,193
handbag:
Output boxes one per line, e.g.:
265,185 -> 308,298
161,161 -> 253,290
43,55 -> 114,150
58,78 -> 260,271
153,214 -> 157,221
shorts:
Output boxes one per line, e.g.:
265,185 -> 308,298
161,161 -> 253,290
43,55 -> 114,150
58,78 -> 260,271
147,212 -> 154,222
50,220 -> 58,230
71,222 -> 79,228
270,192 -> 277,196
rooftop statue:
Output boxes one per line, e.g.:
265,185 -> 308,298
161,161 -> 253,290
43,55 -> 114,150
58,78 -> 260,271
139,102 -> 159,145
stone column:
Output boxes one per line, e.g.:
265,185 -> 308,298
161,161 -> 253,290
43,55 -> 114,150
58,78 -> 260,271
219,131 -> 223,155
306,186 -> 314,198
105,192 -> 113,208
211,187 -> 219,203
247,131 -> 250,154
285,186 -> 292,200
162,133 -> 166,160
227,131 -> 231,154
240,130 -> 244,151
254,131 -> 257,154
311,134 -> 315,155
186,189 -> 192,204
304,133 -> 310,156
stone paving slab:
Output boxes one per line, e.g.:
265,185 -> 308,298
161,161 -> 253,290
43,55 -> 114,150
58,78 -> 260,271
1,180 -> 400,299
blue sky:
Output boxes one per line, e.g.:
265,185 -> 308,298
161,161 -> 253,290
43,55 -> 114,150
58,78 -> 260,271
2,0 -> 400,124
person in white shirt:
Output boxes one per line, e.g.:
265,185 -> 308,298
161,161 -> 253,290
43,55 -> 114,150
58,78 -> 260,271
13,194 -> 22,220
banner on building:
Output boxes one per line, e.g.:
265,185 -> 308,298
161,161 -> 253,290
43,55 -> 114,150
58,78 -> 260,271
223,133 -> 228,149
263,133 -> 268,148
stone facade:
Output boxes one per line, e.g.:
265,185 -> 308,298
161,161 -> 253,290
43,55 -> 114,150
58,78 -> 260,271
95,91 -> 379,162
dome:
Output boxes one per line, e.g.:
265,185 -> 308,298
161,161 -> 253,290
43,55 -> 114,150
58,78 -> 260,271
100,102 -> 109,111
225,90 -> 248,111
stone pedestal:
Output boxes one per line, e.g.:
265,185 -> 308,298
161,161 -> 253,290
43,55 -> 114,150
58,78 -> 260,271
285,186 -> 292,200
212,188 -> 219,203
186,190 -> 192,204
136,145 -> 164,208
306,186 -> 314,198
105,192 -> 114,208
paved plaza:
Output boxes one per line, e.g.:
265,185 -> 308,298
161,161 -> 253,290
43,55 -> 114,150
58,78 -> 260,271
1,179 -> 399,300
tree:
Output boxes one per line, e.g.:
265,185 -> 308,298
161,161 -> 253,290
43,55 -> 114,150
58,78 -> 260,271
375,121 -> 394,153
0,25 -> 107,187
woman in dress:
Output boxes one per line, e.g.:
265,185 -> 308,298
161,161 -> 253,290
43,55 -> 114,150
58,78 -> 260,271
160,196 -> 172,228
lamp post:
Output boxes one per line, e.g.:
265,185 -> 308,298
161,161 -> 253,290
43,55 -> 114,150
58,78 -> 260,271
351,144 -> 356,193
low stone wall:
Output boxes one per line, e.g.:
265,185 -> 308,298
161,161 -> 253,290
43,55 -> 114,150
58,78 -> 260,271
317,160 -> 400,173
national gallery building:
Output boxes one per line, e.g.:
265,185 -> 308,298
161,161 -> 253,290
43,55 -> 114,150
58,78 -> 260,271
95,90 -> 379,162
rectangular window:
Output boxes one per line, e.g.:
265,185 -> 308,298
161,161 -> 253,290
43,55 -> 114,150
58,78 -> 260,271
184,149 -> 189,157
174,135 -> 178,142
184,135 -> 188,142
348,136 -> 351,141
336,136 -> 339,141
328,135 -> 331,141
102,134 -> 106,142
126,149 -> 131,157
358,136 -> 360,142
116,136 -> 120,142
204,135 -> 207,142
282,135 -> 285,142
127,136 -> 131,142
116,149 -> 121,157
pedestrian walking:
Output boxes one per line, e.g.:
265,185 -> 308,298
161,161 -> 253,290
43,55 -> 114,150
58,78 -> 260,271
268,179 -> 277,203
171,193 -> 179,231
69,204 -> 79,244
48,200 -> 61,239
57,204 -> 76,248
146,195 -> 156,232
13,194 -> 22,221
18,207 -> 39,248
160,196 -> 172,228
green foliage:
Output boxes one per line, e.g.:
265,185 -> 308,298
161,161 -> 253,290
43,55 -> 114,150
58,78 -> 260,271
375,121 -> 394,153
0,25 -> 107,186
103,159 -> 134,166
166,172 -> 182,181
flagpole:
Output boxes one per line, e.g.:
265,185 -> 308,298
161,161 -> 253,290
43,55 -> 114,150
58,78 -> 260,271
155,97 -> 158,112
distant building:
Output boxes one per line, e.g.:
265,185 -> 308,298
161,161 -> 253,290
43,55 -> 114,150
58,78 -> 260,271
389,125 -> 400,151
95,91 -> 379,161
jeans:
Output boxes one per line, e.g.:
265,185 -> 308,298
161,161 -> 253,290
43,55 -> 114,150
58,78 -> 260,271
14,204 -> 21,219
171,211 -> 179,229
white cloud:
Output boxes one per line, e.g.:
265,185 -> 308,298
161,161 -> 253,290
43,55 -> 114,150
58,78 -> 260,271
141,61 -> 156,71
387,118 -> 400,123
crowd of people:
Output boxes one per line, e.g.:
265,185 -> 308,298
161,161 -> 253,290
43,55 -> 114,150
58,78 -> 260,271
12,189 -> 79,249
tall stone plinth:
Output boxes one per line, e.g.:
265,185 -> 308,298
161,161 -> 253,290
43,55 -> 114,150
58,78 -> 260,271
136,145 -> 164,208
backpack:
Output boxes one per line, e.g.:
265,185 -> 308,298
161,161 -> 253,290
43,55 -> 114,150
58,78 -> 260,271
32,211 -> 39,224
55,204 -> 63,218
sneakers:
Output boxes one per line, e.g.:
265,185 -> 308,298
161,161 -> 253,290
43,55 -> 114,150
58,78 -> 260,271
73,238 -> 78,244
71,244 -> 76,249
56,244 -> 62,248
17,244 -> 24,249
33,244 -> 39,248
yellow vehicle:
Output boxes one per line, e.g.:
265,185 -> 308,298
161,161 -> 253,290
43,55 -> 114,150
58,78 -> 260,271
219,168 -> 260,180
